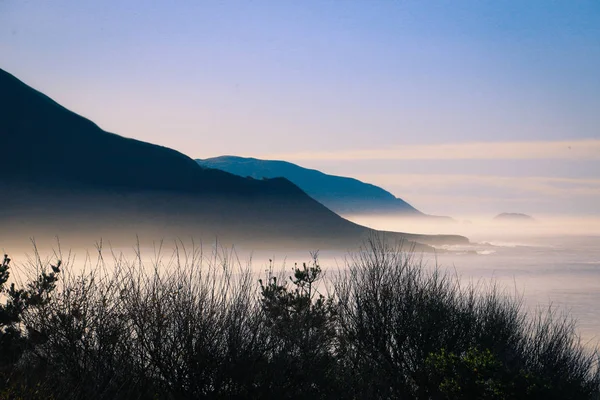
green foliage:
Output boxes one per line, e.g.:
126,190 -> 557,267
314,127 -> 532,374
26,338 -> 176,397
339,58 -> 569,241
259,255 -> 341,399
426,347 -> 509,399
424,346 -> 572,399
1,255 -> 60,364
1,254 -> 60,399
259,256 -> 337,345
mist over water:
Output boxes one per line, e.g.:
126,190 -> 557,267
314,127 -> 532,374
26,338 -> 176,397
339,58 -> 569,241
3,214 -> 599,348
341,214 -> 600,347
343,214 -> 600,240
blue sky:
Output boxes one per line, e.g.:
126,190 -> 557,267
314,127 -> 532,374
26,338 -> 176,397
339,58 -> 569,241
1,0 -> 599,216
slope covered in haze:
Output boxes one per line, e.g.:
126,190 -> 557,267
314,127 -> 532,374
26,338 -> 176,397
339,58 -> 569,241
197,156 -> 451,219
0,68 -> 466,250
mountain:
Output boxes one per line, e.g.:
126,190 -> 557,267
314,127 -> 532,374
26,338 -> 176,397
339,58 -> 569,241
197,156 -> 451,220
494,213 -> 536,222
0,68 -> 467,251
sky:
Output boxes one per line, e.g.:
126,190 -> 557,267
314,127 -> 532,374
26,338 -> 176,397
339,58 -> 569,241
1,0 -> 599,217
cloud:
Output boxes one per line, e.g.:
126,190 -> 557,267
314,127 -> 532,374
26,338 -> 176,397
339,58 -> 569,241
345,173 -> 600,216
263,139 -> 600,161
352,174 -> 600,198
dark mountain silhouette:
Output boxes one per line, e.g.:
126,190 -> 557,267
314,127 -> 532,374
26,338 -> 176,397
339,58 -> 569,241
197,156 -> 452,220
0,68 -> 467,250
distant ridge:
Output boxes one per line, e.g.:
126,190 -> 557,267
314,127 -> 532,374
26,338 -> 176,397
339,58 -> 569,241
494,213 -> 536,222
0,68 -> 467,250
197,156 -> 452,220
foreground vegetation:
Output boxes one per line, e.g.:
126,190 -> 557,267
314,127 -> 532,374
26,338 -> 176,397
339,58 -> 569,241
1,237 -> 598,399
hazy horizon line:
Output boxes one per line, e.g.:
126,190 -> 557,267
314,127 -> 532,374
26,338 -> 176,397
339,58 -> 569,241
258,139 -> 600,162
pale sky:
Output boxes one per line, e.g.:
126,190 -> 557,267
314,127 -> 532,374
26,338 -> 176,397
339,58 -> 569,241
1,0 -> 599,216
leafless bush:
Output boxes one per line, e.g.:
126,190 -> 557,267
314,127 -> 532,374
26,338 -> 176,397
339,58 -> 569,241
2,235 -> 598,399
335,235 -> 600,399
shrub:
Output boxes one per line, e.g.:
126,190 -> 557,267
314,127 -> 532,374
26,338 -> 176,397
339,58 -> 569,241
258,255 -> 342,399
1,236 -> 598,399
23,244 -> 269,399
1,253 -> 61,399
335,236 -> 600,399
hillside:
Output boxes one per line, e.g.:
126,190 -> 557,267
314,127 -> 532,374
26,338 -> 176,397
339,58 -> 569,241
0,68 -> 467,250
197,156 -> 451,219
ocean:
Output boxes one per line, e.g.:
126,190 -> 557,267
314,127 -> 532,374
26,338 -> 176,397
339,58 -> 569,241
340,215 -> 600,348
